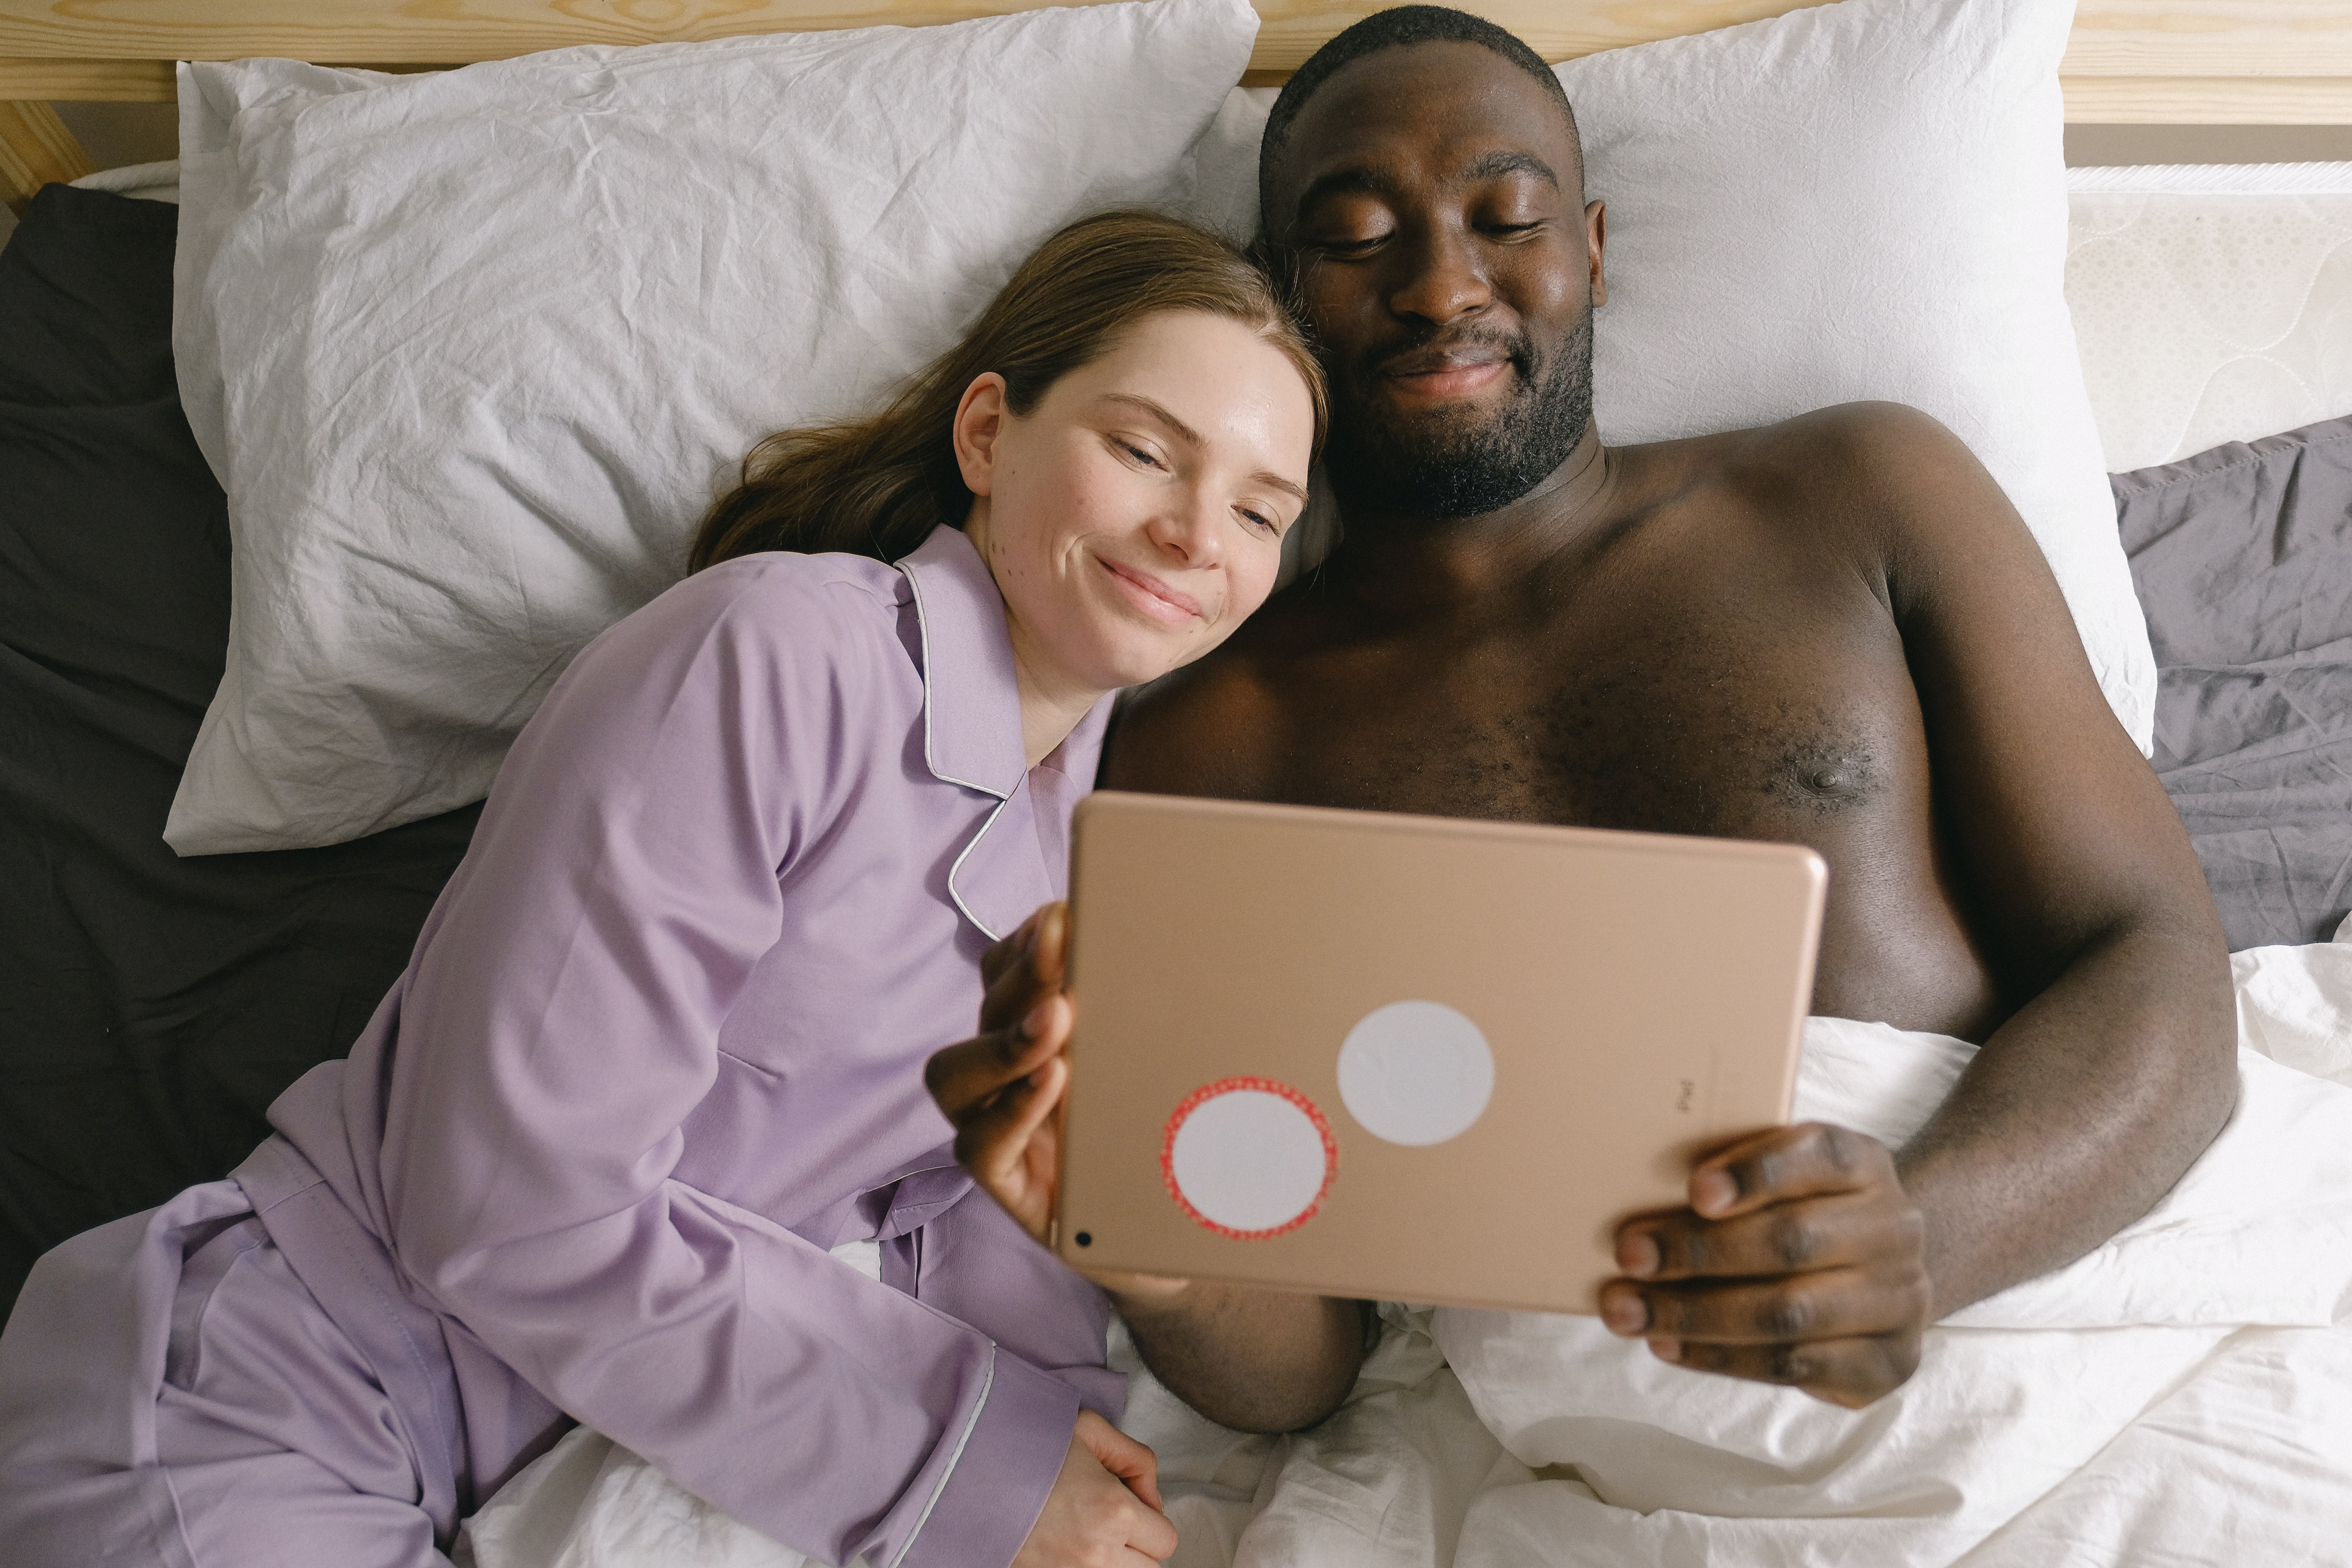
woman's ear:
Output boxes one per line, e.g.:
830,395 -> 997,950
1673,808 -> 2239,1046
953,372 -> 1010,496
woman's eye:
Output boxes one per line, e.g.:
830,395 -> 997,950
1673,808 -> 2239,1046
1116,439 -> 1165,470
1239,507 -> 1281,536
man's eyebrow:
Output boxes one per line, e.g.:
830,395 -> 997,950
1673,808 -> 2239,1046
1294,165 -> 1392,224
1460,149 -> 1559,189
1103,393 -> 1309,504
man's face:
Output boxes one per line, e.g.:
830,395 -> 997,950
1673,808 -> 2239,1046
1265,42 -> 1605,520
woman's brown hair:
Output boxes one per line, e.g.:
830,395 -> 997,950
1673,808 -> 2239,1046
688,210 -> 1327,573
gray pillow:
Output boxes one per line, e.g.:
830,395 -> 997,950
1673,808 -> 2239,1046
2118,415 -> 2352,951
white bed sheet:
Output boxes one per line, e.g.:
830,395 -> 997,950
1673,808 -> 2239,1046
462,935 -> 2352,1568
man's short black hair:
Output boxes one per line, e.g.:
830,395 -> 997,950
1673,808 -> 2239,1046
1259,5 -> 1582,236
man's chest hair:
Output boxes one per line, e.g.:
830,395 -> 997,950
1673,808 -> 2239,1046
1249,618 -> 1911,842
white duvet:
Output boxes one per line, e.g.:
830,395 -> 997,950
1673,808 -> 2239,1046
461,936 -> 2352,1568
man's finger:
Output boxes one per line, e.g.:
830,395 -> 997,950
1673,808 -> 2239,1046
1683,1122 -> 1890,1219
977,903 -> 1070,1031
949,1058 -> 1066,1185
1602,1264 -> 1925,1345
1647,1329 -> 1922,1409
925,1003 -> 1069,1121
1617,1187 -> 1911,1283
977,905 -> 1048,991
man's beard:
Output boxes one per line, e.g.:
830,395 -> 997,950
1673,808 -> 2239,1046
1322,306 -> 1594,521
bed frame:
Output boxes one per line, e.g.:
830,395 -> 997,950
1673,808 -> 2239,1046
1,0 -> 2347,214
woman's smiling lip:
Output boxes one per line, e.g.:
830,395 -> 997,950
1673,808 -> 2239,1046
1099,555 -> 1202,626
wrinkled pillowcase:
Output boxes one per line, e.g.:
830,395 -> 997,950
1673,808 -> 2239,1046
167,0 -> 1258,854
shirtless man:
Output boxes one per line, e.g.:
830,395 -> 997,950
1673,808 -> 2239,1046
932,5 -> 2235,1434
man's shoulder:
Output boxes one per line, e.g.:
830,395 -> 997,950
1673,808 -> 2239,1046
1633,401 -> 1988,566
1710,401 -> 1978,505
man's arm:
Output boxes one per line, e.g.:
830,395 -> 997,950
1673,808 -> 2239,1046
928,904 -> 1371,1433
1599,404 -> 2237,1403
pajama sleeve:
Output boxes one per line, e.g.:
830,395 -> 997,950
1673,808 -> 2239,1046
370,560 -> 1076,1568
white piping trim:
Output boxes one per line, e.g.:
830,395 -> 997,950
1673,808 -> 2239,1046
895,554 -> 1006,800
889,1343 -> 997,1568
2067,161 -> 2352,196
946,793 -> 1019,942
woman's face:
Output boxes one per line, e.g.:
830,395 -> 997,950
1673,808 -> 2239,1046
955,309 -> 1316,698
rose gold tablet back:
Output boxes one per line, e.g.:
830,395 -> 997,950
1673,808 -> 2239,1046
1055,792 -> 1826,1314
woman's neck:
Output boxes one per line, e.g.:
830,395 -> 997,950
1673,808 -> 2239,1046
960,508 -> 1110,769
1006,635 -> 1107,769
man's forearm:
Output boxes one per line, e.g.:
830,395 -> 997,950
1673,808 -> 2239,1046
1896,917 -> 2237,1317
1113,1283 -> 1370,1433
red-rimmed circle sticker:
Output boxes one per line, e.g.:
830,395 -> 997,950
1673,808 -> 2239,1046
1161,1076 -> 1338,1240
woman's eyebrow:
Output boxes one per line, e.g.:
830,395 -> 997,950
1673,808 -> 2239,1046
1255,470 -> 1311,504
1103,393 -> 1308,502
1103,392 -> 1203,447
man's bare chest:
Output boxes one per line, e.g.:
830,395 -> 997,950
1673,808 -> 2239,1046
1252,616 -> 1921,845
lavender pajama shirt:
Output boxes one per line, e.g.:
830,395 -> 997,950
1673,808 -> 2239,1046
0,524 -> 1120,1567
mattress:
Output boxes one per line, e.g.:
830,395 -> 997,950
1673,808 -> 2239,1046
2067,162 -> 2352,473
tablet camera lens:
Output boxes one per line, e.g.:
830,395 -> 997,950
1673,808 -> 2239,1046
1075,1231 -> 1093,1248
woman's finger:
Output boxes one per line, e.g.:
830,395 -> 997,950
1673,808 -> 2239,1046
1075,1413 -> 1165,1512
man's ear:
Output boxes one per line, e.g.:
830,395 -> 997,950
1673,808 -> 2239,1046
952,372 -> 1010,497
1586,199 -> 1608,308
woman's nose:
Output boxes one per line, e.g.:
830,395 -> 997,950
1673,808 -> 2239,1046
1147,492 -> 1224,567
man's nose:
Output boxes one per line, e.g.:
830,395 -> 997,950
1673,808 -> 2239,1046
1387,223 -> 1491,325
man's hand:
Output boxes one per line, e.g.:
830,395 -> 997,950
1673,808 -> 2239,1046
1599,1122 -> 1930,1409
1011,1410 -> 1178,1567
926,903 -> 1078,1243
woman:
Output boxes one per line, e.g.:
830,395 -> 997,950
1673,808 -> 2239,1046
0,211 -> 1323,1568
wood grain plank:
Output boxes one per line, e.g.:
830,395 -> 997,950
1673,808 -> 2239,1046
0,96 -> 92,213
2064,2 -> 2352,80
0,56 -> 173,98
2063,74 -> 2352,124
4,3 -> 2347,124
0,0 -> 1830,69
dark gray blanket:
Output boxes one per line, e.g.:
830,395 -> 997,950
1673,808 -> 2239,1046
2121,416 -> 2352,951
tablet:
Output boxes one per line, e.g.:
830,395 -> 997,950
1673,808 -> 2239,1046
1054,792 -> 1826,1314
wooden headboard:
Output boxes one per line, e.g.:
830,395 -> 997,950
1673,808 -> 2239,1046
3,0 -> 2348,213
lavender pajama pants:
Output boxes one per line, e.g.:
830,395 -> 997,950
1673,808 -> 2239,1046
0,1138 -> 566,1567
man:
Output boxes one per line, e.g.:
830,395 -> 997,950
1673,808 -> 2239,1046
936,4 -> 2234,1434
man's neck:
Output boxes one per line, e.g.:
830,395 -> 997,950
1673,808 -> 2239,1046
1325,423 -> 1618,609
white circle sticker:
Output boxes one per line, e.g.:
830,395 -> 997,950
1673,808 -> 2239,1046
1337,1000 -> 1495,1146
1163,1079 -> 1335,1239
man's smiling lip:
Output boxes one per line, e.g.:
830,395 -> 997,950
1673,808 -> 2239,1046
1379,349 -> 1512,402
1099,556 -> 1202,625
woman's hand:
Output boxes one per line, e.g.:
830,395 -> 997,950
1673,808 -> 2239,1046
1011,1411 -> 1176,1567
926,904 -> 1079,1243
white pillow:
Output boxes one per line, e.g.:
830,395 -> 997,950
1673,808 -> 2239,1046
1566,0 -> 2150,747
168,0 -> 1258,853
1204,0 -> 2153,751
